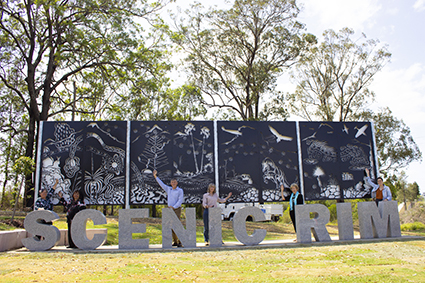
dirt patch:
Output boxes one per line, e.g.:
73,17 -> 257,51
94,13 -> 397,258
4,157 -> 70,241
399,202 -> 425,224
0,219 -> 24,228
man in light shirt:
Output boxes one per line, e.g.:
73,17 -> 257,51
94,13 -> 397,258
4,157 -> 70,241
153,170 -> 184,247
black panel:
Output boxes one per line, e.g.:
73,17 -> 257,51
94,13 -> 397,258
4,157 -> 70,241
217,121 -> 298,203
40,121 -> 127,205
299,122 -> 375,201
130,121 -> 214,205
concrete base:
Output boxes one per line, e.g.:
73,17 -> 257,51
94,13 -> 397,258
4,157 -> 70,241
0,229 -> 107,252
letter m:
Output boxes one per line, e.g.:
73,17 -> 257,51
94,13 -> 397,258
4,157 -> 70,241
358,201 -> 401,239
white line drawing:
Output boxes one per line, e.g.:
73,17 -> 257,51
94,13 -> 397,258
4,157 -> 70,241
341,172 -> 354,181
84,128 -> 126,204
87,122 -> 125,144
313,166 -> 325,188
262,157 -> 290,189
303,140 -> 337,165
340,144 -> 370,170
221,125 -> 255,145
354,124 -> 368,138
138,124 -> 170,172
268,125 -> 293,142
342,124 -> 349,134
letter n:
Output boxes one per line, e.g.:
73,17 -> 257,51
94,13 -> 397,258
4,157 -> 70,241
161,207 -> 196,248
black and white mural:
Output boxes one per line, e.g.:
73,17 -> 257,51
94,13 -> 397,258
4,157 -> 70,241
130,121 -> 215,205
37,121 -> 377,206
299,122 -> 375,201
40,121 -> 127,205
218,121 -> 299,203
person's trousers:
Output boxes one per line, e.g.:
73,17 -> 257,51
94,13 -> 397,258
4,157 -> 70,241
203,208 -> 209,242
172,207 -> 182,244
67,218 -> 76,248
290,209 -> 297,232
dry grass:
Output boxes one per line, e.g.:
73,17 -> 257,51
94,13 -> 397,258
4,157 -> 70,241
1,239 -> 424,282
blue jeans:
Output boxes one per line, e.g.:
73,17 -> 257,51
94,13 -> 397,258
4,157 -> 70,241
203,208 -> 209,242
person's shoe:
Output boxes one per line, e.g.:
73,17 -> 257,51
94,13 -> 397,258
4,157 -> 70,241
172,242 -> 178,246
205,242 -> 209,246
176,242 -> 183,248
66,245 -> 77,249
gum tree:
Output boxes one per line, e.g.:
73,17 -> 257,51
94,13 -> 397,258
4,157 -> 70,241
0,0 -> 172,200
173,0 -> 315,121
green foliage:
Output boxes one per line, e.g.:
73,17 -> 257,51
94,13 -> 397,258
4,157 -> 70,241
12,157 -> 35,177
174,0 -> 315,121
0,0 -> 172,155
358,107 -> 422,176
400,222 -> 425,231
288,27 -> 391,122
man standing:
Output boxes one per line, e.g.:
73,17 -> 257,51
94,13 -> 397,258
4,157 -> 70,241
153,170 -> 184,247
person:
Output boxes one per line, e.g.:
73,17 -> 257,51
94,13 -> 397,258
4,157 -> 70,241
34,179 -> 63,240
202,184 -> 232,246
61,190 -> 86,248
153,170 -> 184,247
281,183 -> 304,233
35,179 -> 60,211
365,168 -> 392,205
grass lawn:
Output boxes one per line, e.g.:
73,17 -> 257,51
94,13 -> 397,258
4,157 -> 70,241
1,239 -> 424,282
1,214 -> 425,282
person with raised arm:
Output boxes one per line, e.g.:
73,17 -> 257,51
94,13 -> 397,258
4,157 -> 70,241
153,170 -> 184,247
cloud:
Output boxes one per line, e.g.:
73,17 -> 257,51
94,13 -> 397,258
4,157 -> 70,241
300,0 -> 382,33
372,63 -> 425,124
413,0 -> 425,11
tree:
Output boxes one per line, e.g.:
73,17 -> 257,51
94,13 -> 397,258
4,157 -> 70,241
0,0 -> 172,200
287,28 -> 391,122
0,87 -> 27,208
357,107 -> 422,176
173,0 -> 315,121
11,156 -> 35,222
110,84 -> 207,121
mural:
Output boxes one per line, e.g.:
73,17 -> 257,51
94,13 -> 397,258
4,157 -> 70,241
218,121 -> 299,203
299,122 -> 375,201
130,121 -> 215,205
40,122 -> 127,205
37,121 -> 377,206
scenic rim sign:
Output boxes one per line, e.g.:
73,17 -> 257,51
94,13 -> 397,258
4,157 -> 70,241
22,201 -> 401,251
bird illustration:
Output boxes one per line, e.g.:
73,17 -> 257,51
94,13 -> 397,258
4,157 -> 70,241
342,124 -> 349,134
302,131 -> 317,141
221,125 -> 254,145
268,125 -> 293,143
354,124 -> 368,138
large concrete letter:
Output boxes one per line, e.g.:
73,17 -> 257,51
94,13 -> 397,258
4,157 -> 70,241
296,204 -> 332,243
118,208 -> 149,249
161,207 -> 196,248
209,207 -> 223,248
358,201 -> 401,239
72,209 -> 107,250
337,202 -> 354,240
232,206 -> 266,246
22,210 -> 60,251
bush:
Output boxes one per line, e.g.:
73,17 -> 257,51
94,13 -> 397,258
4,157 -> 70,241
400,222 -> 425,231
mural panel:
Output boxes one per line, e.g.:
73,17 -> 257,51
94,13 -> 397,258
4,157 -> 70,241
299,122 -> 375,201
40,121 -> 127,205
217,121 -> 299,203
130,121 -> 215,205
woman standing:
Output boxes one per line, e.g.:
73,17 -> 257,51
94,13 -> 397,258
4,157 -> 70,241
62,191 -> 86,248
365,168 -> 392,205
202,184 -> 232,246
281,183 -> 304,233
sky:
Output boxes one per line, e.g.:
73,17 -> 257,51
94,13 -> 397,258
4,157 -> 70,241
165,0 -> 425,194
